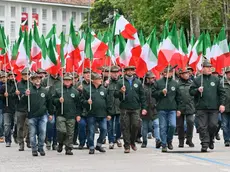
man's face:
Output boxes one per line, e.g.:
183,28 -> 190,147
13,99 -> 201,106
22,74 -> 29,80
32,77 -> 41,86
103,71 -> 109,77
226,72 -> 230,80
146,77 -> 155,84
212,73 -> 219,77
203,66 -> 212,75
64,79 -> 72,87
74,77 -> 79,83
83,72 -> 90,81
92,78 -> 102,85
1,76 -> 6,83
163,71 -> 173,78
180,72 -> 190,80
125,69 -> 134,77
8,75 -> 14,80
111,71 -> 119,80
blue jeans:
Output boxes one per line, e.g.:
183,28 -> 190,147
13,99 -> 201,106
87,117 -> 107,149
46,114 -> 57,145
29,115 -> 48,151
78,117 -> 87,146
0,109 -> 3,137
158,110 -> 176,147
3,113 -> 14,143
221,113 -> 230,142
107,114 -> 121,143
153,118 -> 161,141
142,119 -> 152,144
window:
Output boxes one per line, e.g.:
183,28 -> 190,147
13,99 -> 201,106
62,25 -> 66,35
42,23 -> 47,35
32,8 -> 37,14
62,11 -> 66,21
52,10 -> 57,21
72,12 -> 76,21
42,9 -> 47,20
21,7 -> 27,13
0,20 -> 4,27
10,21 -> 16,37
81,12 -> 85,23
11,7 -> 16,17
0,6 -> 5,17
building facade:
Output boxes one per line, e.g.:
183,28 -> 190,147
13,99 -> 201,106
0,0 -> 91,43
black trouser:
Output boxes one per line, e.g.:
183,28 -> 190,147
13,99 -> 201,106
73,121 -> 78,144
196,110 -> 218,147
177,114 -> 194,141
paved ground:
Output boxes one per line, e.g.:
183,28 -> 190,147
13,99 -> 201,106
0,133 -> 230,172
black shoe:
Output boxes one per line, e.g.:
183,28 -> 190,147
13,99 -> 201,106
162,146 -> 167,153
32,151 -> 38,156
52,144 -> 57,150
156,140 -> 161,149
38,149 -> 46,156
201,146 -> 208,152
95,146 -> 106,152
78,145 -> 84,150
57,144 -> 63,153
186,140 -> 195,147
19,144 -> 24,151
141,143 -> 147,148
209,142 -> 214,150
216,134 -> 221,140
167,142 -> 173,150
65,149 -> 73,155
26,142 -> 31,148
178,140 -> 184,148
225,141 -> 230,147
136,138 -> 142,144
89,149 -> 95,154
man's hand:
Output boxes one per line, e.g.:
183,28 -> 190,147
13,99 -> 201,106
177,111 -> 181,117
59,97 -> 64,103
219,105 -> 225,113
120,86 -> 126,93
4,92 -> 8,97
15,90 -> 20,95
198,86 -> 203,93
107,116 -> 111,121
142,109 -> 147,116
104,80 -> 110,87
88,98 -> 92,105
25,89 -> 30,96
48,115 -> 53,121
162,88 -> 167,96
78,85 -> 83,91
76,116 -> 81,122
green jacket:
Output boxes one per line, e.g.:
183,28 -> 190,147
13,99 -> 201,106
223,78 -> 230,113
107,78 -> 120,115
114,76 -> 147,110
152,77 -> 179,111
177,78 -> 195,115
53,85 -> 82,119
189,74 -> 225,110
22,85 -> 50,119
82,84 -> 108,118
16,79 -> 32,113
142,82 -> 157,120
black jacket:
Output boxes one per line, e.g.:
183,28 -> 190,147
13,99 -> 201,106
189,74 -> 225,110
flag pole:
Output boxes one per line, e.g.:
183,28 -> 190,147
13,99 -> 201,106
165,64 -> 170,96
223,67 -> 225,88
88,0 -> 92,110
61,67 -> 64,114
122,67 -> 125,100
27,63 -> 30,112
4,53 -> 8,107
200,55 -> 204,97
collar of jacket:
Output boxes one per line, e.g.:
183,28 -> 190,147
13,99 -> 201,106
32,84 -> 42,89
92,83 -> 102,89
63,85 -> 73,89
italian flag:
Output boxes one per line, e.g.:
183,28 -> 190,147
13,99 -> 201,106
46,24 -> 61,55
215,27 -> 230,74
113,14 -> 137,40
16,30 -> 30,68
118,34 -> 132,67
170,27 -> 188,70
66,19 -> 81,72
41,36 -> 58,74
0,26 -> 6,51
188,33 -> 204,72
157,23 -> 179,72
31,22 -> 41,60
136,28 -> 158,77
203,32 -> 212,60
188,34 -> 195,56
210,35 -> 221,69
